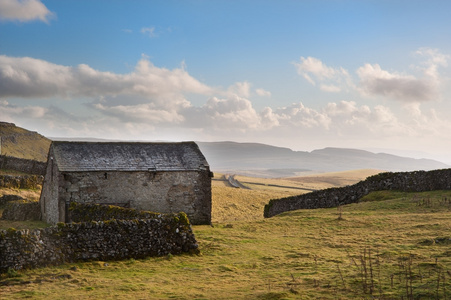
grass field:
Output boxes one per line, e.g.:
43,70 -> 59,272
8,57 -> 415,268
1,171 -> 450,299
212,170 -> 381,223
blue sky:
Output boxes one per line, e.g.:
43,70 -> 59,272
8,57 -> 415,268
1,0 -> 451,162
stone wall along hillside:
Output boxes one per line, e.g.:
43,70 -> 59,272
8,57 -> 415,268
0,156 -> 46,175
264,169 -> 451,218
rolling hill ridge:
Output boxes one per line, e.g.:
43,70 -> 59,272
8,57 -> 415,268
196,141 -> 450,177
0,123 -> 448,176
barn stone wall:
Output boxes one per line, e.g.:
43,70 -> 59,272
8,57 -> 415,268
264,169 -> 451,218
41,167 -> 211,225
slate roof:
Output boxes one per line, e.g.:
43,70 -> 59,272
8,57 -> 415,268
50,141 -> 209,172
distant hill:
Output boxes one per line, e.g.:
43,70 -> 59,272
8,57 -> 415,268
1,123 -> 448,176
197,141 -> 450,177
0,122 -> 51,162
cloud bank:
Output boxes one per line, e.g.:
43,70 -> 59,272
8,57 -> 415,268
1,51 -> 451,157
295,48 -> 448,103
0,55 -> 212,100
0,0 -> 53,23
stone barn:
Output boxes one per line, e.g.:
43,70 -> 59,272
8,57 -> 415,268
39,141 -> 212,225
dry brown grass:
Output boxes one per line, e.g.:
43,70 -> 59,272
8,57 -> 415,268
211,170 -> 383,223
286,168 -> 384,189
0,187 -> 41,202
211,173 -> 302,223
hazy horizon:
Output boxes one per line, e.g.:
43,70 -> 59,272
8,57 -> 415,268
2,1 -> 451,163
46,134 -> 451,165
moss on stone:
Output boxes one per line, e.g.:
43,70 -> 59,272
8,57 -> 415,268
6,227 -> 17,235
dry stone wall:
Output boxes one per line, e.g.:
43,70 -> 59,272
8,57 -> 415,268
0,194 -> 24,206
0,175 -> 43,189
0,205 -> 198,273
264,169 -> 451,218
0,156 -> 46,175
1,200 -> 41,221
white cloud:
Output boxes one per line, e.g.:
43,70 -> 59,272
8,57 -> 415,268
201,95 -> 261,129
293,56 -> 351,92
0,55 -> 283,134
356,63 -> 437,102
259,107 -> 279,128
180,94 -> 280,132
141,27 -> 157,38
324,100 -> 403,133
294,57 -> 337,80
274,103 -> 331,129
93,103 -> 185,124
227,81 -> 251,98
3,51 -> 451,158
259,100 -> 421,141
5,93 -> 451,159
0,55 -> 213,103
295,50 -> 448,103
414,48 -> 449,82
0,0 -> 53,23
0,100 -> 47,119
320,84 -> 341,93
256,88 -> 271,97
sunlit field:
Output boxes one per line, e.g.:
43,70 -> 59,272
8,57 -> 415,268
1,171 -> 450,299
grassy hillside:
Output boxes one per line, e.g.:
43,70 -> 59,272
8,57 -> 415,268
1,189 -> 450,299
0,122 -> 51,162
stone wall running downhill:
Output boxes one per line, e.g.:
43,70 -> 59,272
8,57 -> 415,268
0,203 -> 198,273
0,155 -> 47,176
264,169 -> 451,218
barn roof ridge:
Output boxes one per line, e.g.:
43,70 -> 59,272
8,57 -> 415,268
50,140 -> 209,172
